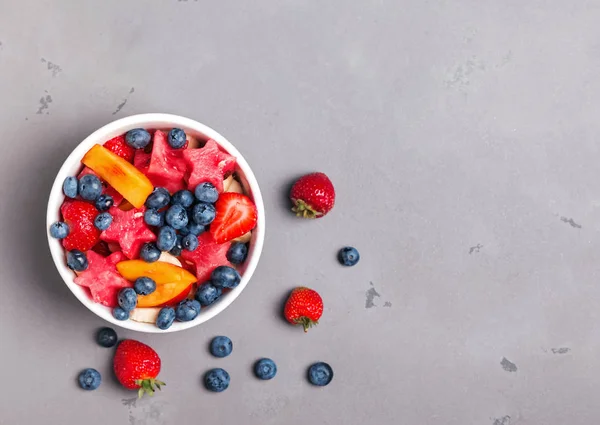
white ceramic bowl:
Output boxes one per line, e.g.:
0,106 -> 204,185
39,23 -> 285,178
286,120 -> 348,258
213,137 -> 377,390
46,113 -> 265,333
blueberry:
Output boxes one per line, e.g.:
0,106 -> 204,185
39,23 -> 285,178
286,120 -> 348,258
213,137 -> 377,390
194,182 -> 219,204
172,190 -> 194,208
96,327 -> 118,348
169,235 -> 183,256
78,368 -> 101,390
168,128 -> 187,149
165,204 -> 188,230
210,336 -> 233,358
157,226 -> 177,251
134,277 -> 156,295
95,194 -> 114,212
144,208 -> 164,227
156,307 -> 176,330
175,300 -> 201,322
50,222 -> 70,239
204,368 -> 230,392
94,212 -> 113,231
112,307 -> 129,320
182,234 -> 199,252
254,358 -> 277,380
78,174 -> 103,201
63,176 -> 78,198
145,187 -> 170,209
338,247 -> 360,266
226,242 -> 248,265
117,288 -> 137,311
211,266 -> 241,289
186,222 -> 206,236
307,362 -> 333,386
192,203 -> 216,225
125,128 -> 151,149
140,242 -> 161,263
194,282 -> 222,306
66,250 -> 88,272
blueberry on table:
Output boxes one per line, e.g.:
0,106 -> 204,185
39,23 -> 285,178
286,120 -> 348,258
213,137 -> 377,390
156,307 -> 176,330
125,128 -> 151,149
117,288 -> 137,311
112,307 -> 129,321
168,128 -> 187,149
195,282 -> 222,306
145,187 -> 170,209
62,176 -> 78,198
175,300 -> 201,322
211,266 -> 241,289
140,242 -> 161,263
192,203 -> 216,226
308,362 -> 333,386
94,212 -> 113,231
204,368 -> 230,392
78,174 -> 103,201
95,194 -> 114,212
50,222 -> 70,239
338,246 -> 360,266
157,226 -> 177,251
210,336 -> 233,358
254,358 -> 277,380
194,182 -> 219,204
96,327 -> 118,348
66,250 -> 88,272
171,189 -> 194,208
78,368 -> 101,390
144,208 -> 164,227
134,277 -> 156,296
182,233 -> 199,252
165,204 -> 189,230
226,242 -> 248,265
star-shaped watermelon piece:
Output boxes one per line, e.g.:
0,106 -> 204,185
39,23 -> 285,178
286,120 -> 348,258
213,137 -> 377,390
78,166 -> 124,206
74,251 -> 131,307
133,149 -> 151,175
183,139 -> 236,193
100,206 -> 156,259
180,232 -> 231,283
145,130 -> 187,193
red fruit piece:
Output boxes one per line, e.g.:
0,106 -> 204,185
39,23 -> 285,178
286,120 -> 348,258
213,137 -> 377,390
104,135 -> 135,162
61,200 -> 100,251
290,172 -> 335,218
209,192 -> 257,244
180,232 -> 231,283
133,149 -> 151,174
113,339 -> 164,397
284,287 -> 323,332
146,130 -> 187,193
78,166 -> 124,206
183,139 -> 236,192
74,251 -> 130,307
100,206 -> 156,259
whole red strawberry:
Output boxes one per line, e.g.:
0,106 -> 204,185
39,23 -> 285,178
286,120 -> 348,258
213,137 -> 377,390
290,172 -> 335,218
284,287 -> 323,332
61,200 -> 100,251
113,340 -> 165,398
104,135 -> 135,162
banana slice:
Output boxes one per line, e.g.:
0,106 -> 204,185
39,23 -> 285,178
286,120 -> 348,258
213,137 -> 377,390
225,178 -> 243,194
158,252 -> 182,267
223,175 -> 234,191
130,307 -> 161,324
233,231 -> 252,243
186,134 -> 202,149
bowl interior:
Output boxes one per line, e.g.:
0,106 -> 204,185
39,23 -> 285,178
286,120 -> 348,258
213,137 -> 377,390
46,114 -> 265,333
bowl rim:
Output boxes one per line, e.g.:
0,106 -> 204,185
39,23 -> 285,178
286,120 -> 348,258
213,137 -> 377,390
46,113 -> 266,333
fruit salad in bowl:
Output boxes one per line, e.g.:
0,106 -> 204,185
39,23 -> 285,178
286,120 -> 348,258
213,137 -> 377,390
46,114 -> 265,332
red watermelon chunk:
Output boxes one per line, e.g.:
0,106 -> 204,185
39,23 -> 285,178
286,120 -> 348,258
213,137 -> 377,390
100,206 -> 156,259
183,139 -> 236,193
180,232 -> 231,283
133,149 -> 151,174
77,166 -> 124,206
145,130 -> 187,193
74,251 -> 131,307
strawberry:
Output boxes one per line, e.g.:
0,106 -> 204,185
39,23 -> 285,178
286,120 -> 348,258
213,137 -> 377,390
61,200 -> 101,251
290,172 -> 335,218
113,340 -> 165,398
104,135 -> 135,162
210,193 -> 258,244
284,287 -> 323,332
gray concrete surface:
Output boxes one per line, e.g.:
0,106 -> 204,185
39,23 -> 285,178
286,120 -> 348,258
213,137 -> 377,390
0,1 -> 598,423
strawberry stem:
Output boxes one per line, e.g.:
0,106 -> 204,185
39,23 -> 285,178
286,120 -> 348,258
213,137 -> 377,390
291,200 -> 321,219
295,317 -> 318,332
136,378 -> 166,398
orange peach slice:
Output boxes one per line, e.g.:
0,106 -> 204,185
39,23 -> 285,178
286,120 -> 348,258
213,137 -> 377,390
82,144 -> 153,208
137,282 -> 192,308
116,260 -> 197,286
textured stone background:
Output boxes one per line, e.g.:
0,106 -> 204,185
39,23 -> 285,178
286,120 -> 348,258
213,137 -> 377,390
1,1 -> 599,424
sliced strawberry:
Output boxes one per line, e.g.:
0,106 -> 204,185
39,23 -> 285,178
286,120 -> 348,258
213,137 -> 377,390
104,135 -> 135,162
61,200 -> 100,251
74,251 -> 131,307
183,139 -> 236,192
100,207 -> 156,259
209,193 -> 257,244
